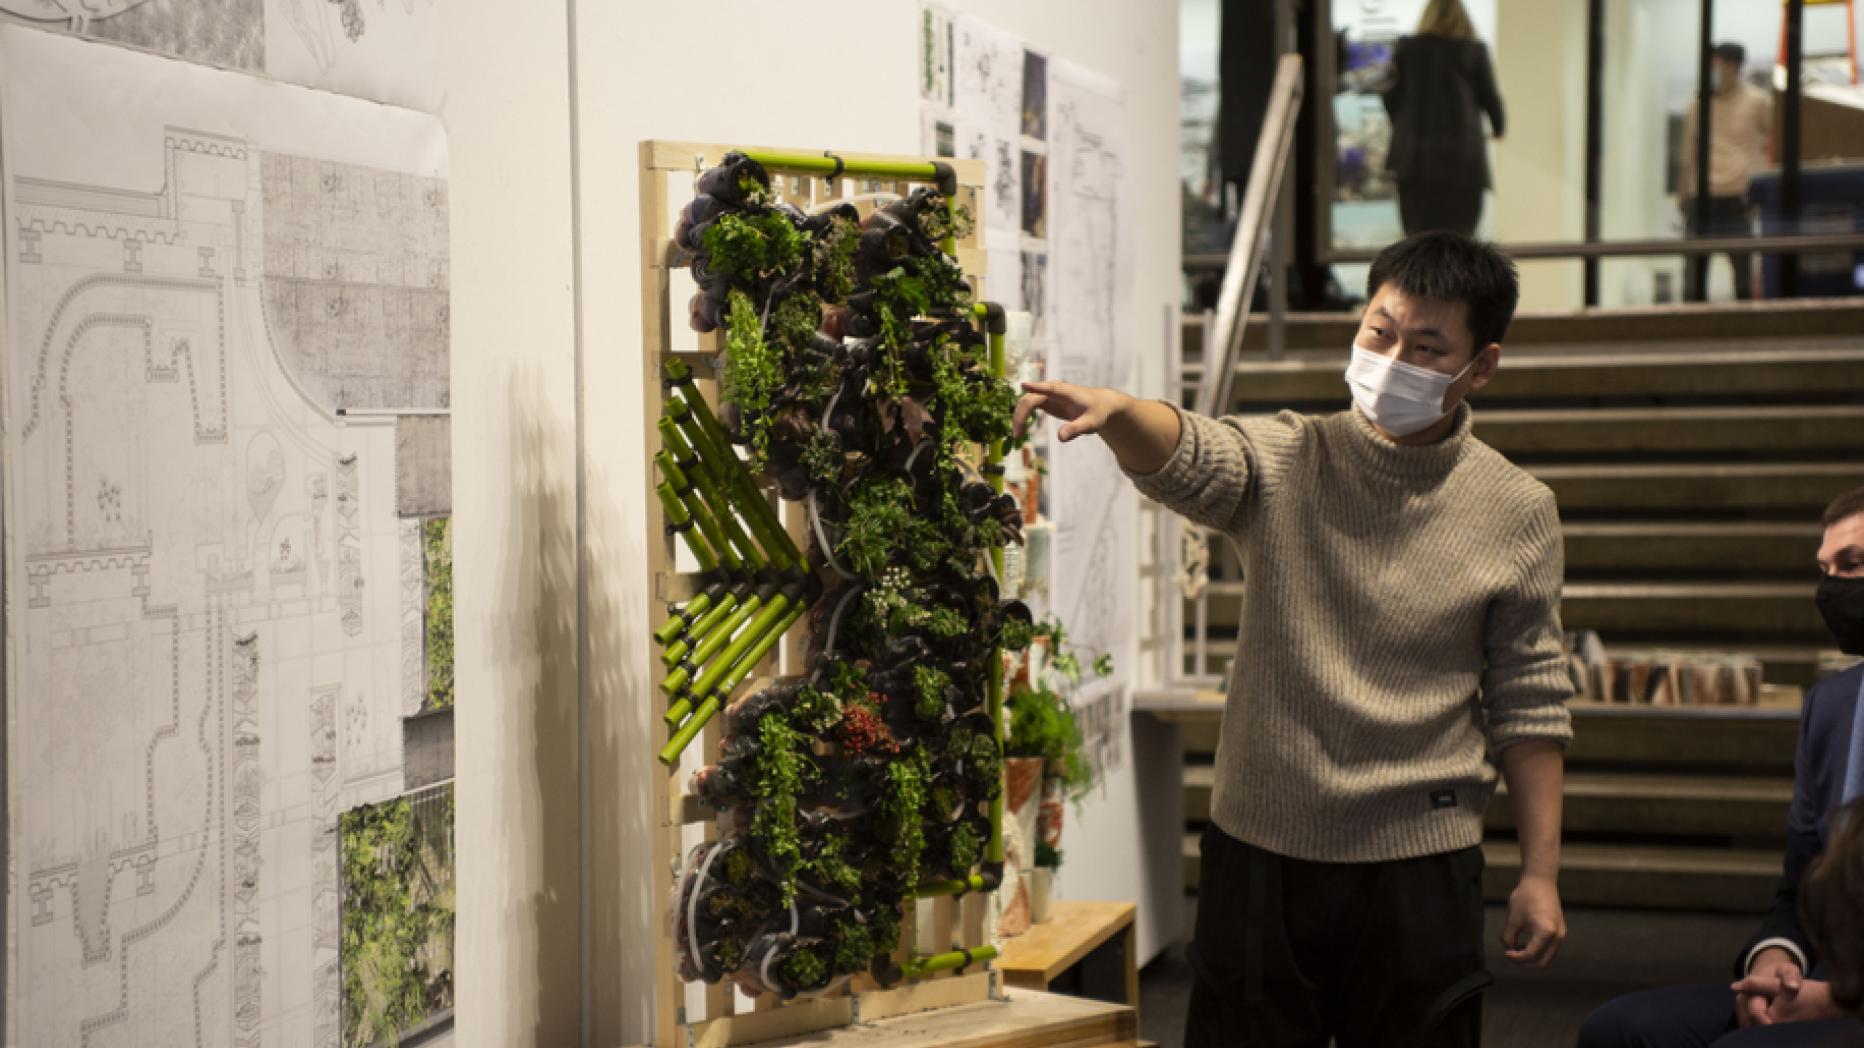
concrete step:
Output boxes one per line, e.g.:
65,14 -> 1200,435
1187,299 -> 1864,352
1531,461 -> 1864,514
1206,345 -> 1864,408
1481,841 -> 1779,913
1178,701 -> 1801,771
1562,522 -> 1825,576
1179,835 -> 1781,912
1196,581 -> 1825,647
1487,771 -> 1791,840
1560,581 -> 1824,637
1477,405 -> 1864,458
1181,767 -> 1792,840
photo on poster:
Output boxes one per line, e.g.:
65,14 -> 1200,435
1020,249 -> 1049,337
935,119 -> 956,157
919,1 -> 954,106
1021,48 -> 1048,140
0,0 -> 263,70
1020,149 -> 1048,238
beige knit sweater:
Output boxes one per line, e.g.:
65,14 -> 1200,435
1129,402 -> 1573,863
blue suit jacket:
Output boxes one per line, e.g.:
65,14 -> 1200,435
1739,661 -> 1864,976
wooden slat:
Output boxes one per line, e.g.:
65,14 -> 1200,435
995,901 -> 1135,987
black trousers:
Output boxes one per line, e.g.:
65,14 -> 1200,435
1685,195 -> 1755,301
1580,982 -> 1864,1047
1396,177 -> 1485,238
1186,825 -> 1491,1048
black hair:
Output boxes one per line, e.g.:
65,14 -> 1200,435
1365,231 -> 1520,352
1712,42 -> 1745,66
1824,485 -> 1864,529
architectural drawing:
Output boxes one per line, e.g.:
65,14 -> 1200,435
263,0 -> 443,111
1,26 -> 447,1048
953,12 -> 1024,238
1044,59 -> 1134,704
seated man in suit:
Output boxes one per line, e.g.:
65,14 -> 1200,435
1580,485 -> 1864,1046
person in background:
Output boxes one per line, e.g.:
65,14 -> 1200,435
1579,486 -> 1864,1047
1680,42 -> 1772,302
1382,0 -> 1505,237
1015,232 -> 1571,1047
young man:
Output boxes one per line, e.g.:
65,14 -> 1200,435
1680,41 -> 1771,302
1580,487 -> 1864,1047
1013,232 -> 1571,1046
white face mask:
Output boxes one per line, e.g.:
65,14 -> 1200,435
1345,345 -> 1475,438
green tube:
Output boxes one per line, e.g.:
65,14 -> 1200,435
658,460 -> 752,577
657,448 -> 761,572
659,601 -> 807,764
902,945 -> 998,981
671,589 -> 744,658
913,874 -> 986,898
660,588 -> 769,698
655,586 -> 719,648
737,149 -> 945,185
663,581 -> 771,697
667,398 -> 799,573
654,481 -> 725,573
661,369 -> 801,567
983,311 -> 1010,866
710,603 -> 805,698
687,593 -> 793,701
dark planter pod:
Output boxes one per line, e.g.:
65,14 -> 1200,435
696,151 -> 770,208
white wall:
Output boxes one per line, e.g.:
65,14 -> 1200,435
442,1 -> 1181,1044
1490,0 -> 1588,308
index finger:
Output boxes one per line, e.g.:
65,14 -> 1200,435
1505,928 -> 1558,968
1012,391 -> 1047,442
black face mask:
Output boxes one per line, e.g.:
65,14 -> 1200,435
1816,575 -> 1864,656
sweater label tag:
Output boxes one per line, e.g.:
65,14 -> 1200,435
1429,789 -> 1458,810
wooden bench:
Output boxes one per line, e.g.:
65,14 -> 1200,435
996,900 -> 1139,1011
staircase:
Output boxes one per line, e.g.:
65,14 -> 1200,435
1164,299 -> 1864,913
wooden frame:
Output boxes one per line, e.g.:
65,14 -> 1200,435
637,140 -> 995,1048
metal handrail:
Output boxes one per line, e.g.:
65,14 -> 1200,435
1198,53 -> 1304,419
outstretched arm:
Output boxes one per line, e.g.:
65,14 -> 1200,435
1012,381 -> 1182,476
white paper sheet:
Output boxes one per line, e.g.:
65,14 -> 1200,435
1,25 -> 447,1047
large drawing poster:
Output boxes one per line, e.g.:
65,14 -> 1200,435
0,25 -> 448,1047
1043,58 -> 1133,770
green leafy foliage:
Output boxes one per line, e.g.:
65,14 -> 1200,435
701,210 -> 805,284
1006,617 -> 1116,809
948,821 -> 982,872
721,289 -> 781,466
801,429 -> 843,484
884,749 -> 930,877
813,215 -> 861,303
422,517 -> 454,711
912,664 -> 951,720
789,683 -> 842,734
800,832 -> 862,896
780,947 -> 827,991
751,715 -> 817,905
340,789 -> 455,1048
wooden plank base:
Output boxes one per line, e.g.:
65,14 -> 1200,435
703,989 -> 1136,1048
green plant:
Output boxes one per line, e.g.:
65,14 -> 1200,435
912,664 -> 951,720
422,517 -> 454,711
701,210 -> 804,283
948,821 -> 982,871
813,215 -> 861,303
801,832 -> 862,896
751,714 -> 817,904
1034,842 -> 1062,869
722,289 -> 782,466
340,789 -> 455,1048
801,429 -> 843,484
1000,615 -> 1036,652
833,916 -> 875,974
884,749 -> 930,876
838,476 -> 925,579
789,683 -> 842,734
780,947 -> 827,991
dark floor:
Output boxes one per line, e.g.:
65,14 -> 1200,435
1138,901 -> 1756,1048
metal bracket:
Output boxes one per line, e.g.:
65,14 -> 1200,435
849,994 -> 862,1024
989,968 -> 1002,1000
